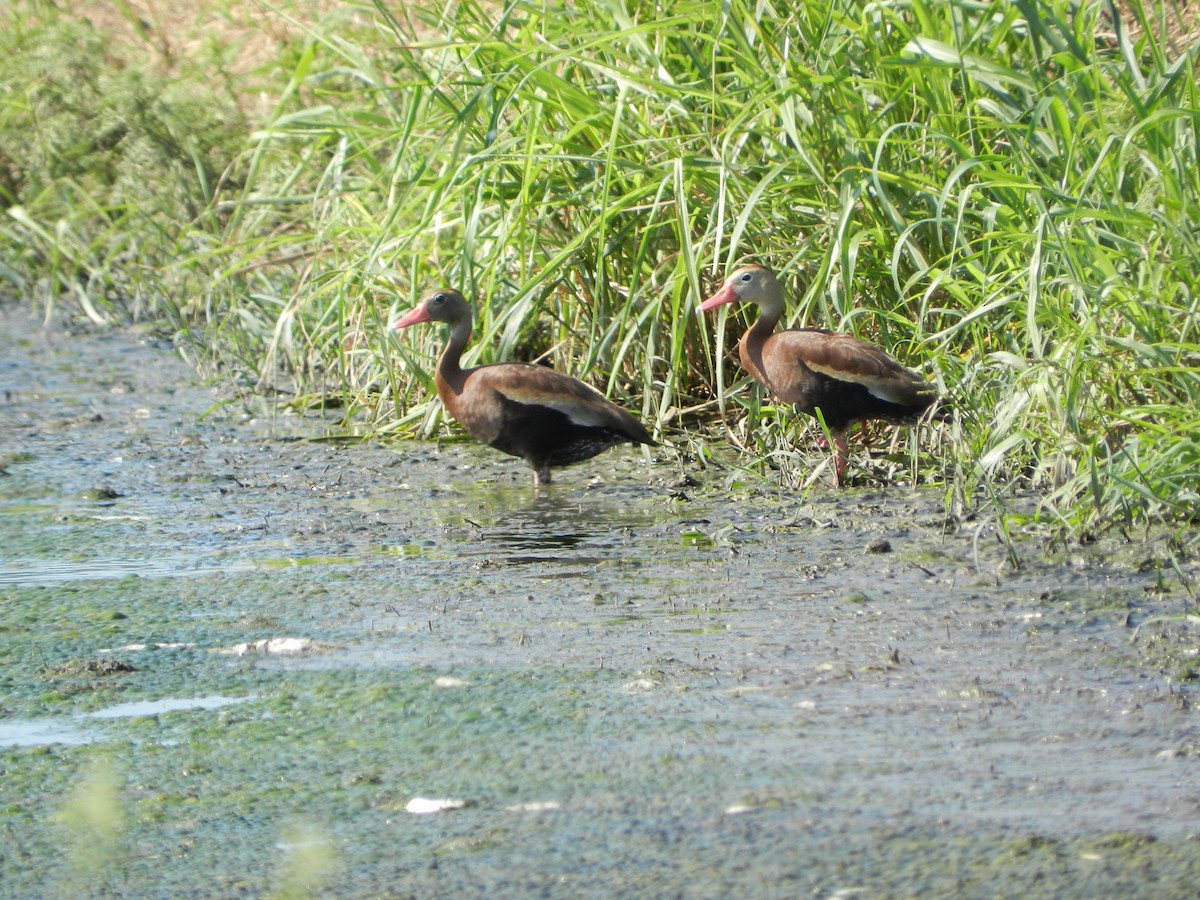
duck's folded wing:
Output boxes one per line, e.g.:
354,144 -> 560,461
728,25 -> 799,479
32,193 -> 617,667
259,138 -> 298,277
469,364 -> 654,443
769,330 -> 936,406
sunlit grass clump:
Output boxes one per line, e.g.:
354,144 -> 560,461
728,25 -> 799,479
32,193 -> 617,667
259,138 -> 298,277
2,0 -> 1199,530
0,8 -> 248,323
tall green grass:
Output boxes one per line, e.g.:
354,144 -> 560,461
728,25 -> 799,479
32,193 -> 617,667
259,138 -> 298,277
0,9 -> 247,323
3,0 -> 1200,529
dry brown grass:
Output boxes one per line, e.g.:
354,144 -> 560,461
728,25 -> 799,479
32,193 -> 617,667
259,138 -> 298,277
1111,1 -> 1200,59
62,1 -> 1200,72
67,0 -> 345,75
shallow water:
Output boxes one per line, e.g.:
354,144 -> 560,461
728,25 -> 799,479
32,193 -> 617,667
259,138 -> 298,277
0,695 -> 250,747
0,305 -> 1198,897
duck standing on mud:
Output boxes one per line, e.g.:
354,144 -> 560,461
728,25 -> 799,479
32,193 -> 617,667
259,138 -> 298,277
699,264 -> 942,485
394,288 -> 656,486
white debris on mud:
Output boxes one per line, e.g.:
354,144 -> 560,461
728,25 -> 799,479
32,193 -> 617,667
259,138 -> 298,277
215,637 -> 336,656
405,797 -> 473,814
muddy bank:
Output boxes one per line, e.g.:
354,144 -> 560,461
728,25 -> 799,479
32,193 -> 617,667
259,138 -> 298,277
1,305 -> 1198,897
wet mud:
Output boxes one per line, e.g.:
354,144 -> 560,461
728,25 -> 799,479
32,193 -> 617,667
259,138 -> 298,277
1,305 -> 1198,897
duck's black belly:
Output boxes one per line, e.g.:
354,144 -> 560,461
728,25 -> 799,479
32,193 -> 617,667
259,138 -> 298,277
490,398 -> 625,469
799,375 -> 925,430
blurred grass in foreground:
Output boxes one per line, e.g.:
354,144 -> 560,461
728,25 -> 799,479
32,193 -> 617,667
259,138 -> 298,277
2,0 -> 1199,531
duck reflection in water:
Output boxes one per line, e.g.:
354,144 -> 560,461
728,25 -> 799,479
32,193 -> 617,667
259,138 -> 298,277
452,485 -> 645,563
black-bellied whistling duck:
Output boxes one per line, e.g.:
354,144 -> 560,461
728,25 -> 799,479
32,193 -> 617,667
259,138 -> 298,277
700,264 -> 940,486
393,288 -> 656,486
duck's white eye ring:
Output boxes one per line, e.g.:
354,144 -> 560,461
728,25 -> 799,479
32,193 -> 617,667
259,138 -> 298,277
739,272 -> 753,282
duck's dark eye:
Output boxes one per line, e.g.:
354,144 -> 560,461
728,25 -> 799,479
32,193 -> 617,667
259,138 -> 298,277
739,272 -> 753,283
433,293 -> 446,303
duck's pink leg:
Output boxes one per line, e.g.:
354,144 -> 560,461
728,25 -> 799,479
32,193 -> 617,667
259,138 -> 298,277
832,431 -> 849,487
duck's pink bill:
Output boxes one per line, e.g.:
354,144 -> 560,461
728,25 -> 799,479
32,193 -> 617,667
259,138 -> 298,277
699,282 -> 738,312
393,305 -> 432,329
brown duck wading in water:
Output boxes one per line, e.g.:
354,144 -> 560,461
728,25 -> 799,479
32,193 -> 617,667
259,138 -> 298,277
393,289 -> 656,486
700,264 -> 941,486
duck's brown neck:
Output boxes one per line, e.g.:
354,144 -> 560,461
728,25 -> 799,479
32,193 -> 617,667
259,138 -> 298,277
436,318 -> 473,393
742,301 -> 781,355
748,305 -> 781,338
737,287 -> 785,386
